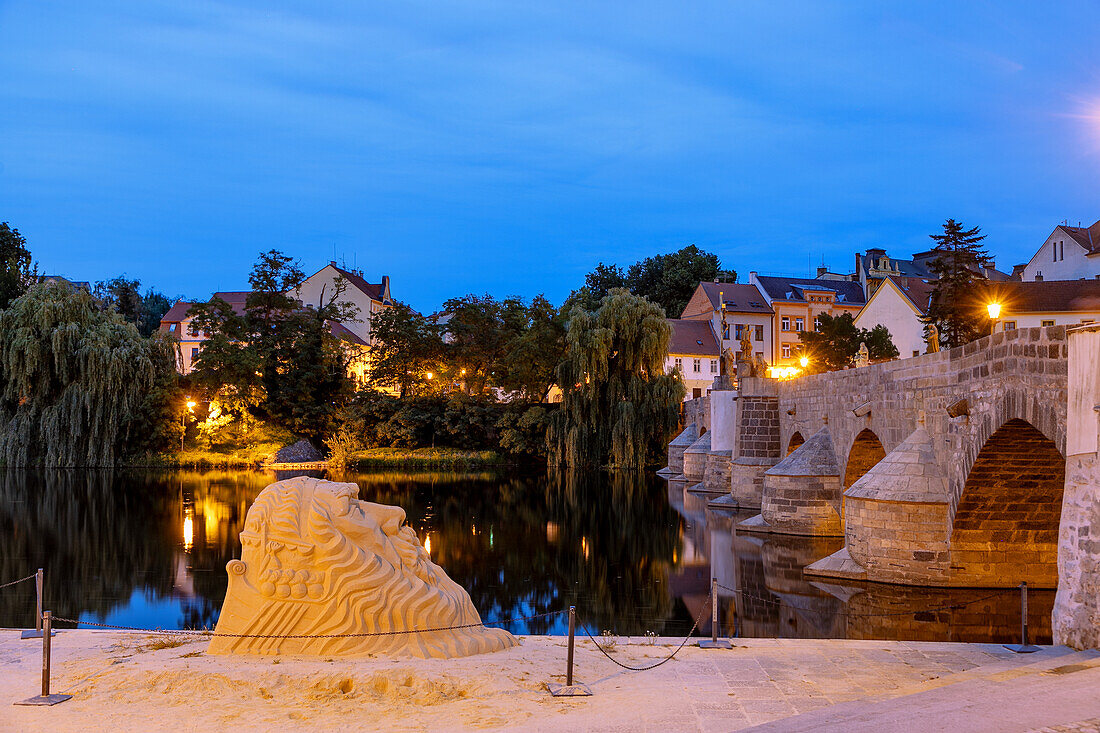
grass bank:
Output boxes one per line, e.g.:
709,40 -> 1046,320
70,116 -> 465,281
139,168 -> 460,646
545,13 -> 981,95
348,447 -> 506,470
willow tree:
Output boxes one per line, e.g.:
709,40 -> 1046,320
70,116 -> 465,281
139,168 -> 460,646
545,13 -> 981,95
548,289 -> 684,470
0,282 -> 178,466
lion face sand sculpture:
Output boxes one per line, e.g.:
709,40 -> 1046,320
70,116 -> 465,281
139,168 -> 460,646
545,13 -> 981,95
209,476 -> 516,658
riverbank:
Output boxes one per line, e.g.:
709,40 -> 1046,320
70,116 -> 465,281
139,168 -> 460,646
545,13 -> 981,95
126,447 -> 511,471
4,631 -> 1100,732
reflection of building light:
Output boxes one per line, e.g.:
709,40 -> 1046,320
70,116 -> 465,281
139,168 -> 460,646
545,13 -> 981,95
546,522 -> 560,544
581,536 -> 590,560
183,515 -> 194,552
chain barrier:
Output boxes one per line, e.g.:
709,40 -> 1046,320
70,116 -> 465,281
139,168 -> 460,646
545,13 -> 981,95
577,588 -> 712,672
716,582 -> 1018,619
0,572 -> 38,590
48,609 -> 565,639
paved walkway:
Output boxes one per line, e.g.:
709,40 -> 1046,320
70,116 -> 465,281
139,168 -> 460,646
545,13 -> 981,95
3,631 -> 1100,731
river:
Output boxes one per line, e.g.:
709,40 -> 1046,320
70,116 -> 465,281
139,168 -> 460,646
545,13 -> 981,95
0,469 -> 1051,642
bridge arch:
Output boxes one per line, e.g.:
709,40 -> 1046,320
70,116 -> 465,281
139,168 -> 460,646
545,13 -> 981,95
786,432 -> 804,456
843,429 -> 886,488
949,418 -> 1064,588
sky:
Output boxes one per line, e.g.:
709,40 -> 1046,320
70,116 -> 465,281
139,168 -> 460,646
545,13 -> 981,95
2,1 -> 1099,313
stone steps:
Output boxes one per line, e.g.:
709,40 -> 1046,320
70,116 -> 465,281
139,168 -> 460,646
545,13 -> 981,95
744,648 -> 1100,732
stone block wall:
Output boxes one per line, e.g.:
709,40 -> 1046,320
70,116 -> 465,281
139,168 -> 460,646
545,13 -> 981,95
761,474 -> 844,536
845,498 -> 951,582
738,397 -> 780,460
682,432 -> 710,482
703,451 -> 733,494
729,460 -> 774,509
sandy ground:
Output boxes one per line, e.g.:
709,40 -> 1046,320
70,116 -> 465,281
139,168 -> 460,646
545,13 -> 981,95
0,629 -> 1045,732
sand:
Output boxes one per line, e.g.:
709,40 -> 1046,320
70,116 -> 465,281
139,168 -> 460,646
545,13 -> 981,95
0,629 -> 1040,732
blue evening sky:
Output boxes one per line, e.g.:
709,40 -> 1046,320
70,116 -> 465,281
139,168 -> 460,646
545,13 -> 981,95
2,1 -> 1098,313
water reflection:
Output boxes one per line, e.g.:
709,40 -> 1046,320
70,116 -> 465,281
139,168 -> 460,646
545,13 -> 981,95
0,469 -> 1051,643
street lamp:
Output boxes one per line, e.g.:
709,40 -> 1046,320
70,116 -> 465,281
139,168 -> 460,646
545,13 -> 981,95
799,355 -> 809,369
987,302 -> 1002,335
181,397 -> 197,453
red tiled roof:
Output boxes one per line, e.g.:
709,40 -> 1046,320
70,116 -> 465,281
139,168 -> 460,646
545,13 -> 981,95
666,318 -> 721,356
696,282 -> 773,314
887,276 -> 936,315
160,291 -> 250,325
160,299 -> 196,323
332,265 -> 386,302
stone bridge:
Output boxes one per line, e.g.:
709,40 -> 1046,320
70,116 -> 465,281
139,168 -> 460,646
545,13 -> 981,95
663,325 -> 1100,649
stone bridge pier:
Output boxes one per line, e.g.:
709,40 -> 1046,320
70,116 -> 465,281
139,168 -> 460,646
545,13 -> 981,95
663,324 -> 1100,648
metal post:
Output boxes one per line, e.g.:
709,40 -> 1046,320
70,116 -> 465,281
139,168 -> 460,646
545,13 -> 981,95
14,610 -> 71,706
20,568 -> 45,640
566,606 -> 575,686
1004,581 -> 1040,653
700,578 -> 732,648
547,606 -> 591,696
36,569 -> 43,633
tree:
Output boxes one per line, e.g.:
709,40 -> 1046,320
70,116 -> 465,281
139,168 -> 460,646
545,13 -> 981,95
0,282 -> 179,465
923,219 -> 991,349
94,276 -> 142,323
798,312 -> 898,371
548,289 -> 685,469
0,222 -> 36,309
138,288 -> 173,338
575,245 -> 735,317
367,302 -> 443,398
495,295 -> 566,402
440,294 -> 528,396
189,250 -> 359,441
626,244 -> 732,317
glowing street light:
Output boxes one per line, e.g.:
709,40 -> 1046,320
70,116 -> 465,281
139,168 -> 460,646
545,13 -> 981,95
987,302 -> 1002,335
799,355 -> 809,369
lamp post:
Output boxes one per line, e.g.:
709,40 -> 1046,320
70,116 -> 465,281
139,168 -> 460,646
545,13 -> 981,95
987,302 -> 1002,336
181,398 -> 196,453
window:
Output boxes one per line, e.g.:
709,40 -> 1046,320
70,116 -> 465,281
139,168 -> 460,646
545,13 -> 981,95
781,316 -> 790,331
1042,320 -> 1055,327
734,324 -> 743,340
754,324 -> 764,341
187,322 -> 200,337
782,343 -> 791,358
710,359 -> 718,374
912,350 -> 920,357
168,323 -> 177,333
191,347 -> 199,361
692,358 -> 701,373
692,388 -> 702,399
1004,321 -> 1016,330
674,357 -> 683,371
722,323 -> 730,340
795,318 -> 805,332
813,317 -> 821,332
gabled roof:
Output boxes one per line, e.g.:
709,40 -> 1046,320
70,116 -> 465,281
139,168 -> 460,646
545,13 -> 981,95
160,299 -> 196,323
331,265 -> 389,302
754,276 -> 866,306
666,318 -> 720,356
694,282 -> 773,314
160,291 -> 250,324
886,276 -> 936,315
1058,220 -> 1100,255
975,279 -> 1100,314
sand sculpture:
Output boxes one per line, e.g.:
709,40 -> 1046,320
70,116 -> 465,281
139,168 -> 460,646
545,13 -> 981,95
209,476 -> 516,658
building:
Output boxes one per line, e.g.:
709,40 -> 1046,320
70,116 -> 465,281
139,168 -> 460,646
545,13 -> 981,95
665,318 -> 721,400
749,272 -> 867,368
1018,220 -> 1100,282
159,263 -> 393,379
679,281 -> 774,364
292,263 -> 393,344
853,276 -> 935,359
979,279 -> 1100,332
159,291 -> 249,373
40,275 -> 91,291
854,249 -> 937,298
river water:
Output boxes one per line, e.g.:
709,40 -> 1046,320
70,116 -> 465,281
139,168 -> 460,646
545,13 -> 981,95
0,469 -> 1052,642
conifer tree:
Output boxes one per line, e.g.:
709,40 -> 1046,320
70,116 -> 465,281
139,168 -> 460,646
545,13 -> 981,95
922,219 -> 991,349
548,289 -> 684,469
